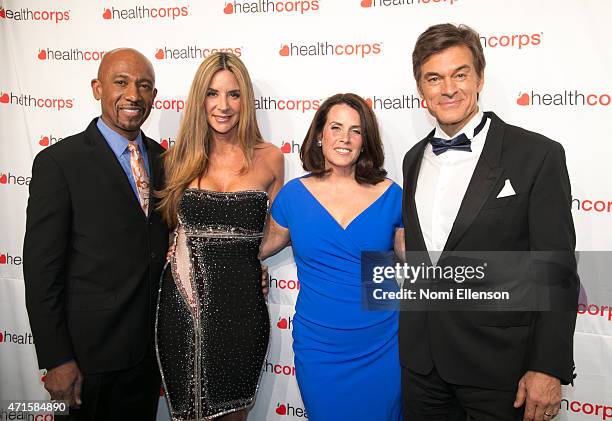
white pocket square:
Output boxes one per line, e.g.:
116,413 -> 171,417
496,179 -> 516,198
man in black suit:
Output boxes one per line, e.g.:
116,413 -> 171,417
400,24 -> 577,421
23,48 -> 168,420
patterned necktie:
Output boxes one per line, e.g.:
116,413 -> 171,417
127,141 -> 150,214
429,114 -> 488,155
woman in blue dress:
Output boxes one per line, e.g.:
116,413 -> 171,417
260,93 -> 404,420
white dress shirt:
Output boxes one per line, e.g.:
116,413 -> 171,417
415,110 -> 491,259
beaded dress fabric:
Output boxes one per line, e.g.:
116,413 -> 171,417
156,189 -> 270,420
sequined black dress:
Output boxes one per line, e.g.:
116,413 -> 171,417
156,189 -> 270,420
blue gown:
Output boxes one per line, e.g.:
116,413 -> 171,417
271,176 -> 403,421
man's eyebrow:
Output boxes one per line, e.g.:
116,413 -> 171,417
453,64 -> 471,73
423,64 -> 472,78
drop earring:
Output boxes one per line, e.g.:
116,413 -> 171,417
317,139 -> 322,147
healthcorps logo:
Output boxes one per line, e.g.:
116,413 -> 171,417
572,197 -> 612,214
480,32 -> 542,49
223,0 -> 319,14
256,96 -> 320,113
0,329 -> 33,345
269,275 -> 300,291
279,140 -> 300,154
0,251 -> 22,266
577,302 -> 612,322
360,0 -> 457,8
0,172 -> 31,187
37,48 -> 106,62
0,90 -> 74,110
154,46 -> 242,60
155,93 -> 319,118
159,137 -> 176,150
278,41 -> 382,58
37,134 -> 64,148
153,97 -> 186,114
515,90 -> 611,107
0,6 -> 70,23
560,399 -> 612,420
274,401 -> 308,418
0,253 -> 22,266
364,94 -> 425,110
101,5 -> 189,20
263,358 -> 296,377
275,315 -> 293,330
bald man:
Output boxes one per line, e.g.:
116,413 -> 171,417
24,49 -> 168,420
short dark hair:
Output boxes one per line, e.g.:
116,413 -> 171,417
412,23 -> 485,83
300,93 -> 387,185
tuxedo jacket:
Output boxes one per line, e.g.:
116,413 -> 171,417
24,118 -> 169,375
400,111 -> 577,390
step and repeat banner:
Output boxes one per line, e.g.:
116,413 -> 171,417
1,0 -> 611,420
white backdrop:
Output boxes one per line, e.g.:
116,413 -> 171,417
1,1 -> 611,420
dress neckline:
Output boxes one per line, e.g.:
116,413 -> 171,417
297,177 -> 395,231
185,187 -> 268,197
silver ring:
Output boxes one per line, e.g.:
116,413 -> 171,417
544,412 -> 553,417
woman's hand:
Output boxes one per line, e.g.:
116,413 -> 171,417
166,243 -> 176,261
261,264 -> 269,298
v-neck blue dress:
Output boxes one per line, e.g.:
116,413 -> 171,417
271,176 -> 403,421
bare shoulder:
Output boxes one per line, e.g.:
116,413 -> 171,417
256,141 -> 284,167
373,178 -> 393,193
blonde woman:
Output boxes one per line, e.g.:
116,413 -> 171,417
156,52 -> 283,421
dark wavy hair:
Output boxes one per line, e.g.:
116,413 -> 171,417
299,93 -> 387,185
412,23 -> 486,83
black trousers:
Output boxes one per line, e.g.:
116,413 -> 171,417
402,366 -> 525,421
58,350 -> 161,421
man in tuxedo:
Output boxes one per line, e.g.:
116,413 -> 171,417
23,48 -> 168,420
400,24 -> 577,421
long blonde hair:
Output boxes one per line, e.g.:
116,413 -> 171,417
157,52 -> 263,227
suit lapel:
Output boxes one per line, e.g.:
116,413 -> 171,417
404,136 -> 431,253
85,118 -> 146,216
443,112 -> 505,251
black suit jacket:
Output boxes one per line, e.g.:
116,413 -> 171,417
24,118 -> 169,375
400,111 -> 577,390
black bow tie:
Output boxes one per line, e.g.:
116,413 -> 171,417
429,114 -> 488,156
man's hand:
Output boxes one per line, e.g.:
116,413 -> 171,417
44,360 -> 83,408
261,264 -> 269,298
514,370 -> 561,421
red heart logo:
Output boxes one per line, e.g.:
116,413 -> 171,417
0,254 -> 7,264
0,174 -> 7,184
38,50 -> 46,60
280,142 -> 291,153
40,374 -> 46,383
102,8 -> 111,19
161,139 -> 169,149
159,387 -> 165,396
0,93 -> 9,103
0,8 -> 5,18
279,45 -> 290,57
224,3 -> 234,14
155,49 -> 165,60
365,98 -> 373,108
516,92 -> 530,106
277,318 -> 288,329
39,136 -> 50,147
275,404 -> 287,415
361,0 -> 373,7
